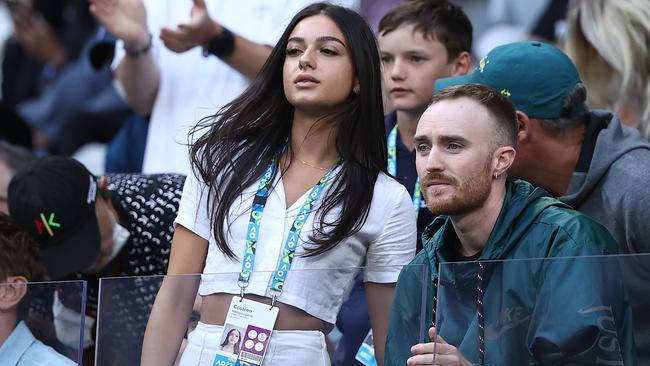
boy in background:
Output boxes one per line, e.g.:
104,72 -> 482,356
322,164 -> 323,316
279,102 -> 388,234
333,2 -> 473,364
0,213 -> 74,365
380,0 -> 472,245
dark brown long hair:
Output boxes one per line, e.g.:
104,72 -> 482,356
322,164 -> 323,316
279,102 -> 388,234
190,3 -> 386,258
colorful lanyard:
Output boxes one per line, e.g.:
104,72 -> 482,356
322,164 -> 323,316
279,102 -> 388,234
238,150 -> 340,297
388,125 -> 422,219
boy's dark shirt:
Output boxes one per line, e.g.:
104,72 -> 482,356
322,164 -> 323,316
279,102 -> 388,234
385,112 -> 436,252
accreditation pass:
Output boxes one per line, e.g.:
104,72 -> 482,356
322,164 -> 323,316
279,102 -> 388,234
212,297 -> 279,366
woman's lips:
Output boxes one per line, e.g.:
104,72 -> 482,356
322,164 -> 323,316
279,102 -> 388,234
390,87 -> 411,97
294,74 -> 320,86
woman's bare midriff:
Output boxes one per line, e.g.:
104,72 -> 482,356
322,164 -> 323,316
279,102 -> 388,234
200,293 -> 333,333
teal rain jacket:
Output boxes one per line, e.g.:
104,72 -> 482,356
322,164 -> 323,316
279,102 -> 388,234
384,180 -> 636,365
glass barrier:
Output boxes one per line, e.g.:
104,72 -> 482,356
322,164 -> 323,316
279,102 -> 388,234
0,280 -> 86,365
94,265 -> 428,366
427,254 -> 650,366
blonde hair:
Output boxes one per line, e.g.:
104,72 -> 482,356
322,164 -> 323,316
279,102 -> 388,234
565,0 -> 650,139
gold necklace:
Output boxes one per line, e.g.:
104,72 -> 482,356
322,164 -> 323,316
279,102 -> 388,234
297,158 -> 329,171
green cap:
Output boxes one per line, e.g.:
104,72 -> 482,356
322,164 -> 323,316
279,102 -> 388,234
435,41 -> 585,119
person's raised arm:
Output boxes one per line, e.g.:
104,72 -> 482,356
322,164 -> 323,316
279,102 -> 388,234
158,0 -> 271,80
89,0 -> 160,116
141,225 -> 208,366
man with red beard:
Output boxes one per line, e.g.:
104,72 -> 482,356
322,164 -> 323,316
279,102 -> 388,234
384,84 -> 634,365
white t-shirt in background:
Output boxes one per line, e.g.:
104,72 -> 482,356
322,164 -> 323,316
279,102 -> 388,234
113,0 -> 357,174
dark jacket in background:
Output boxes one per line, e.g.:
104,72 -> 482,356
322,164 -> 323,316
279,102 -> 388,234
2,0 -> 95,106
2,0 -> 130,155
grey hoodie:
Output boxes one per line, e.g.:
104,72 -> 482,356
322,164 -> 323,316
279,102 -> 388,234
561,110 -> 650,363
561,110 -> 650,254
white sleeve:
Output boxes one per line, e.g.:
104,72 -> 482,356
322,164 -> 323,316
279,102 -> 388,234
364,182 -> 417,283
175,169 -> 212,241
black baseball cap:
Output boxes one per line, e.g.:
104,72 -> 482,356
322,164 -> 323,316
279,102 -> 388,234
8,156 -> 101,279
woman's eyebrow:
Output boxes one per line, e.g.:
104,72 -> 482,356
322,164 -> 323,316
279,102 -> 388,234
287,36 -> 346,47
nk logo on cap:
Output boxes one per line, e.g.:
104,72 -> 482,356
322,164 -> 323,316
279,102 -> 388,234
34,213 -> 61,237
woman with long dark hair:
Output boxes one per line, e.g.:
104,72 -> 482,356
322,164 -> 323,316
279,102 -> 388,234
219,328 -> 241,354
141,3 -> 415,366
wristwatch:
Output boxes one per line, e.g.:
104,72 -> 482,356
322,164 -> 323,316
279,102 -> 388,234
203,26 -> 235,59
124,33 -> 153,57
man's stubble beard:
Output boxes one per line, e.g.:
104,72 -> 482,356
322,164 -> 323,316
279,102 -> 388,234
423,156 -> 493,216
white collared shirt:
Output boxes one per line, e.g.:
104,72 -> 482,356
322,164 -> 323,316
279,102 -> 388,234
175,168 -> 416,323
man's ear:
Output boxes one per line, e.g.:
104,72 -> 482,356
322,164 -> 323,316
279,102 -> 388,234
516,111 -> 532,143
0,276 -> 28,312
450,51 -> 471,76
493,145 -> 516,177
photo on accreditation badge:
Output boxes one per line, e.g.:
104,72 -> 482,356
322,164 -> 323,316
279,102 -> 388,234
213,324 -> 244,366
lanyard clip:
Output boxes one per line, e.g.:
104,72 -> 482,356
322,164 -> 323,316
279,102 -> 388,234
238,280 -> 248,302
269,289 -> 281,310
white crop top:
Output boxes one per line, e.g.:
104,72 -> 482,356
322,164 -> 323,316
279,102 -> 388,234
175,167 -> 416,323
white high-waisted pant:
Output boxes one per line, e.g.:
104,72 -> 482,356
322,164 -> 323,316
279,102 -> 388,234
178,322 -> 331,366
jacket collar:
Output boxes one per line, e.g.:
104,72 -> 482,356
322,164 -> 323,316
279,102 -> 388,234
421,180 -> 560,275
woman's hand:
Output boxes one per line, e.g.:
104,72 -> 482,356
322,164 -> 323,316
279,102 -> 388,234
407,326 -> 474,366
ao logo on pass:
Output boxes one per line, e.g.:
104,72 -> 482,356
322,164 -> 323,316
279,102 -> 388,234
213,360 -> 235,366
